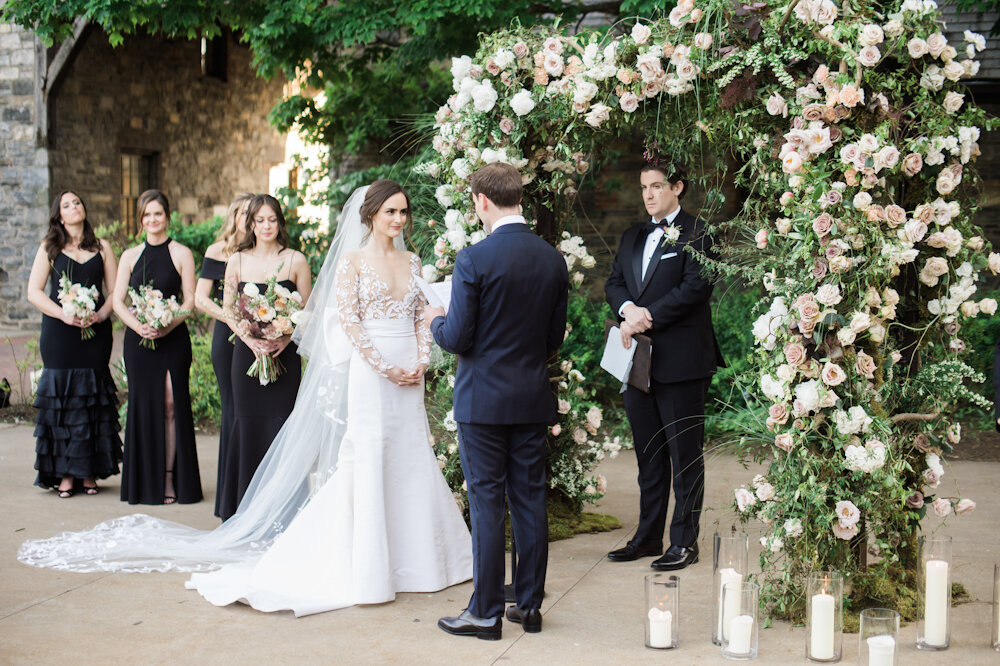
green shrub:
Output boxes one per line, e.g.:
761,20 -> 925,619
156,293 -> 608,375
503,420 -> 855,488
189,332 -> 223,430
951,286 -> 1000,428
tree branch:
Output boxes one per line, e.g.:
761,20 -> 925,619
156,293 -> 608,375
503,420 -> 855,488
890,411 -> 941,423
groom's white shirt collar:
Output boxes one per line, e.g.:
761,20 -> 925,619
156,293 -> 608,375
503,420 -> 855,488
651,205 -> 682,225
491,214 -> 527,232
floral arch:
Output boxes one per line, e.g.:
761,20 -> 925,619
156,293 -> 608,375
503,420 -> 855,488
417,0 -> 998,615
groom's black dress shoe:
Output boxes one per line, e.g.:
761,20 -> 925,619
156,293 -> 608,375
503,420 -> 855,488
607,540 -> 663,562
438,610 -> 502,641
651,544 -> 699,571
505,606 -> 542,633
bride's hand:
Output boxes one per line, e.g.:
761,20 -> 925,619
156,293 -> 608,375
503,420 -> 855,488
410,363 -> 428,379
386,366 -> 412,386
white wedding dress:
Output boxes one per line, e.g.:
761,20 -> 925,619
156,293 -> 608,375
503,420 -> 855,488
187,254 -> 472,616
17,186 -> 472,618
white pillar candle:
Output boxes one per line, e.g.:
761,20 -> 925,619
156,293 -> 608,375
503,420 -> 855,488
647,607 -> 672,648
923,559 -> 949,646
810,591 -> 835,659
718,568 -> 743,639
728,614 -> 754,655
867,634 -> 894,666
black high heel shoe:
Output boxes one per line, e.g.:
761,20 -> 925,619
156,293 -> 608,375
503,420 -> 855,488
163,470 -> 177,504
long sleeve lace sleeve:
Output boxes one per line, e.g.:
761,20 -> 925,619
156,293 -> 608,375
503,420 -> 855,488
410,254 -> 432,365
335,258 -> 392,378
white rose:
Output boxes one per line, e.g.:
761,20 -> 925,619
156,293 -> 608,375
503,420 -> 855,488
631,22 -> 652,45
943,91 -> 965,113
242,282 -> 260,298
908,37 -> 929,58
979,298 -> 998,315
510,89 -> 536,116
472,79 -> 498,112
859,24 -> 885,46
450,56 -> 473,88
766,93 -> 788,117
858,45 -> 881,67
584,103 -> 611,128
543,51 -> 564,77
694,32 -> 714,49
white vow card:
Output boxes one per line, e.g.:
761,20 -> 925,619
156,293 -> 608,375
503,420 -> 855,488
600,325 -> 638,382
414,276 -> 453,312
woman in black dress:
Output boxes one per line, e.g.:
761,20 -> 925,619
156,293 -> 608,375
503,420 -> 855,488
25,191 -> 123,497
217,194 -> 312,519
112,189 -> 201,505
195,192 -> 252,517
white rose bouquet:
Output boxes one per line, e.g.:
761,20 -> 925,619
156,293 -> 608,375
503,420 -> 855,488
232,272 -> 305,385
127,283 -> 188,350
57,273 -> 99,340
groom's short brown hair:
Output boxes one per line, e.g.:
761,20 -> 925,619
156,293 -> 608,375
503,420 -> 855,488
470,163 -> 522,208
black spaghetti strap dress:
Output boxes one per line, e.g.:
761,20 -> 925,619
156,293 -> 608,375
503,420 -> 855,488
199,256 -> 235,517
216,274 -> 301,520
34,251 -> 123,490
121,239 -> 202,504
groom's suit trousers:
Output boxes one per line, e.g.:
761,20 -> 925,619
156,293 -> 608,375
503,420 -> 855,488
457,422 -> 548,620
624,377 -> 708,549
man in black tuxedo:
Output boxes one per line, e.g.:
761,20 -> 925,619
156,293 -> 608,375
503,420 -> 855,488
604,162 -> 723,571
428,162 -> 569,640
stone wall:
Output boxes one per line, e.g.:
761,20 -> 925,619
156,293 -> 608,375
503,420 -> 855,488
48,28 -> 286,229
0,23 -> 48,328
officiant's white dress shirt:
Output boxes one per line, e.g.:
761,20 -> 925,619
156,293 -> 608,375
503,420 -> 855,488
618,205 -> 682,318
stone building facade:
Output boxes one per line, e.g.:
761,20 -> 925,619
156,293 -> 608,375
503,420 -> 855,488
0,23 -> 285,329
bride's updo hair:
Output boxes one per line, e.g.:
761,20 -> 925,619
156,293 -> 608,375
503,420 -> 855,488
359,180 -> 411,243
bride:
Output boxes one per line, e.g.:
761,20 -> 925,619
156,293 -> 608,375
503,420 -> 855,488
18,181 -> 473,616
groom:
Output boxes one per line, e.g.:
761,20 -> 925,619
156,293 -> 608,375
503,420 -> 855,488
426,162 -> 568,640
604,161 -> 723,571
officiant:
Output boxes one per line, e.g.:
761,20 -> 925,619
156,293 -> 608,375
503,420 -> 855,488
604,161 -> 724,571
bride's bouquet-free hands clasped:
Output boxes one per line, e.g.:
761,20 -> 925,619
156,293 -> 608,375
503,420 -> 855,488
57,273 -> 99,340
232,274 -> 305,386
127,283 -> 189,350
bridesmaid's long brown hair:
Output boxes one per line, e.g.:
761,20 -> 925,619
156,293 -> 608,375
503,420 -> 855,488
43,191 -> 101,262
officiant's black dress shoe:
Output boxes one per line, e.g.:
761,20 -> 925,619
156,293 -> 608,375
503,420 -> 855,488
505,606 -> 542,633
607,540 -> 663,561
651,544 -> 699,571
438,610 -> 502,640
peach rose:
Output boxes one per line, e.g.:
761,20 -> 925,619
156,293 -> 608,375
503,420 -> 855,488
902,152 -> 923,176
774,433 -> 795,452
885,204 -> 907,227
855,350 -> 876,378
784,342 -> 807,366
821,362 -> 847,386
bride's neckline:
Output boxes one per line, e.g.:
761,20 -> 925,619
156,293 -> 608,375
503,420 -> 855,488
357,255 -> 416,305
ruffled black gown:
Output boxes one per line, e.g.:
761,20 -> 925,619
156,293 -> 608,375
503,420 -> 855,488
121,239 -> 202,504
34,252 -> 122,490
199,256 -> 235,517
216,280 -> 300,520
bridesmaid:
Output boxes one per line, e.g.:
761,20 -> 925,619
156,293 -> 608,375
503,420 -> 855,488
26,191 -> 123,497
113,189 -> 202,505
217,194 -> 311,520
195,192 -> 252,517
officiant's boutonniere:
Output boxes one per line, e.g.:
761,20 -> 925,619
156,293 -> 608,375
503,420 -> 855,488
660,223 -> 681,248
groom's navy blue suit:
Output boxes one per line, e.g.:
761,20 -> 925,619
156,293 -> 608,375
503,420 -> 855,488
432,221 -> 568,620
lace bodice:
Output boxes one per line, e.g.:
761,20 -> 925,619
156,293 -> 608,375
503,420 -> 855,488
335,253 -> 432,378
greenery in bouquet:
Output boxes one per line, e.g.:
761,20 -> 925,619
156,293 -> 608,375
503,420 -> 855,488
56,273 -> 99,340
126,283 -> 188,350
231,272 -> 305,386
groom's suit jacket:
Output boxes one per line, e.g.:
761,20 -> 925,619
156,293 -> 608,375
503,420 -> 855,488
432,223 -> 569,424
604,209 -> 724,383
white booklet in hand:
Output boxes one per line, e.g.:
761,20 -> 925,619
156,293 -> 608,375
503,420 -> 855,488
600,325 -> 638,382
414,276 -> 452,312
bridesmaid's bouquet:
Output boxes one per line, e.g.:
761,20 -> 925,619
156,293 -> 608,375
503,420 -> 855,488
232,273 -> 305,385
57,273 -> 99,340
127,283 -> 188,350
